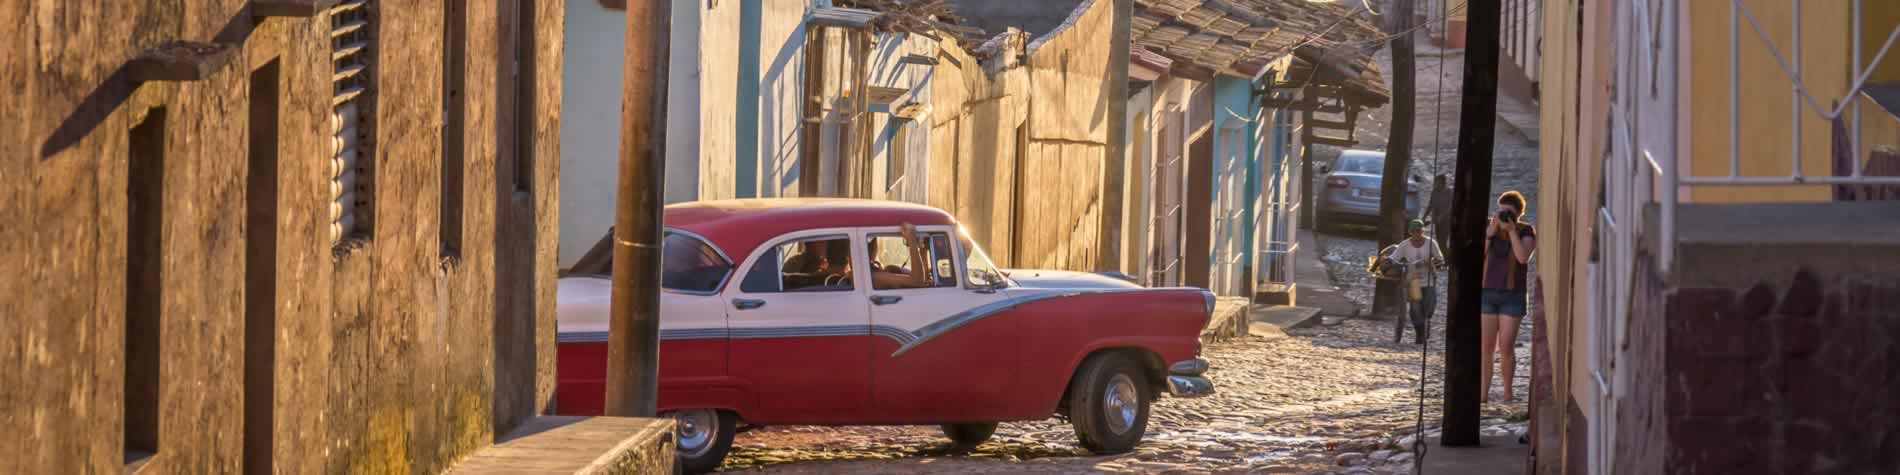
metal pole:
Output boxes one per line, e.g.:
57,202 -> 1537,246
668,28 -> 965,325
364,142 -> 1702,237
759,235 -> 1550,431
606,0 -> 670,417
1442,0 -> 1500,448
1730,0 -> 1740,178
1792,0 -> 1803,179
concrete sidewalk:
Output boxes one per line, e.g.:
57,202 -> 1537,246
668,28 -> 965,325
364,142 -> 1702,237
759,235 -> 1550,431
1295,230 -> 1361,317
1418,434 -> 1531,474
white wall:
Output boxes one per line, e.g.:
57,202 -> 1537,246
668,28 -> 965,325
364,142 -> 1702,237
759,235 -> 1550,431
866,33 -> 938,204
756,0 -> 810,197
558,0 -> 629,267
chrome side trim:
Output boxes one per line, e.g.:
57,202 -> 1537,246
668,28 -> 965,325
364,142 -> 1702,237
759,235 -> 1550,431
888,288 -> 1154,357
557,325 -> 917,344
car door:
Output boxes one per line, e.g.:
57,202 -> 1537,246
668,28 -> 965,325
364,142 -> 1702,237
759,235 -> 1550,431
722,229 -> 873,422
863,225 -> 1019,422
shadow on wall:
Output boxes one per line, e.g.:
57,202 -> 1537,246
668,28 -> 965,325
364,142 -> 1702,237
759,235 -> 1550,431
42,5 -> 260,159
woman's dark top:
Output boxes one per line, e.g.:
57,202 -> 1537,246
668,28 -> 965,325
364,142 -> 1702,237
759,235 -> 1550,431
1482,223 -> 1534,291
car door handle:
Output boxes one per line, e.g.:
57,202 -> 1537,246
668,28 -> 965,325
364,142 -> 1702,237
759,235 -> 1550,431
731,298 -> 766,310
869,295 -> 903,306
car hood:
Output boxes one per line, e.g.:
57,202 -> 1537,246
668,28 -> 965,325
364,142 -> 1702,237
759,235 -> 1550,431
1000,269 -> 1141,290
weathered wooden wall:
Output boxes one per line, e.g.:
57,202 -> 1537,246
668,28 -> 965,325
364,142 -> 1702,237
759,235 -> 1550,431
0,0 -> 562,472
923,0 -> 1122,270
1017,0 -> 1119,271
928,31 -> 1030,266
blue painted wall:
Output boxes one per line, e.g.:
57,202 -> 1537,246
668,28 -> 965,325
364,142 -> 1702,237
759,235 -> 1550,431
734,0 -> 763,198
1212,75 -> 1253,291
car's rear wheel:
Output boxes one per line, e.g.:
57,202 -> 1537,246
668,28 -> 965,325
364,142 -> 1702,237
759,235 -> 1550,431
1067,352 -> 1152,454
669,409 -> 736,474
940,422 -> 998,450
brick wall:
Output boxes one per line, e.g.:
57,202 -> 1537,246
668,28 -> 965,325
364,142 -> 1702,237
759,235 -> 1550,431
1618,245 -> 1900,474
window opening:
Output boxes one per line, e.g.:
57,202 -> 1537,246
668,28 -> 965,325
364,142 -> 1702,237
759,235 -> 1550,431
331,0 -> 376,243
125,107 -> 166,466
243,59 -> 281,475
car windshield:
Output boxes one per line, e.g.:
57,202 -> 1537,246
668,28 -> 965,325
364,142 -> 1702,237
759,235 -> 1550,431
959,227 -> 1008,289
1338,155 -> 1383,174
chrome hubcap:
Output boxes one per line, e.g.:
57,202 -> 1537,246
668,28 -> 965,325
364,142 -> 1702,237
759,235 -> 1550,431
671,409 -> 718,458
1103,374 -> 1139,435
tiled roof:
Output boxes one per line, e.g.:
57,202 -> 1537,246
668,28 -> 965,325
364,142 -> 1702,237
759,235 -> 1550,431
1132,0 -> 1389,105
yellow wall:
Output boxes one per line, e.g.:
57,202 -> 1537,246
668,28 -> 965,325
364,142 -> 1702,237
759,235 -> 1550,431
1685,0 -> 1848,202
1864,2 -> 1900,83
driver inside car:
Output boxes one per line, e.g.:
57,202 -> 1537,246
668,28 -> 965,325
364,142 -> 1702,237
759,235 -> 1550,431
844,222 -> 932,289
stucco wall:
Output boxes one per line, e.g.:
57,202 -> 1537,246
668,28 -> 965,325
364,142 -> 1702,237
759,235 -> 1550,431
0,0 -> 562,471
1685,0 -> 1846,202
698,0 -> 742,200
560,0 -> 627,267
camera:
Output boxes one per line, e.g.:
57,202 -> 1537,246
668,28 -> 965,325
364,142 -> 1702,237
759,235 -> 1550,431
1497,209 -> 1518,223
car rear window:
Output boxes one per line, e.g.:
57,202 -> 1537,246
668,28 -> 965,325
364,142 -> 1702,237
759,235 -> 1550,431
1339,156 -> 1382,174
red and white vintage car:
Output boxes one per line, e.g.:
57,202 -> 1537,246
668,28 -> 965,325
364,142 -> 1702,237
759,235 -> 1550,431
556,199 -> 1215,472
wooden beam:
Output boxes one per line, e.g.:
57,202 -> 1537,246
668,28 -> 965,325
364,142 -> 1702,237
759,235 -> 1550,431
1306,117 -> 1351,130
1262,98 -> 1347,114
253,0 -> 343,17
1303,133 -> 1357,148
129,41 -> 239,82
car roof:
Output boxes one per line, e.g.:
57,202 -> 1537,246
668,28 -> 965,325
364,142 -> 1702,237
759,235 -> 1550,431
665,198 -> 957,265
1340,150 -> 1386,160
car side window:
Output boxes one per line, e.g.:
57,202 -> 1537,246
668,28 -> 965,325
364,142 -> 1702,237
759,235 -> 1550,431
740,236 -> 855,293
660,232 -> 731,293
867,232 -> 957,290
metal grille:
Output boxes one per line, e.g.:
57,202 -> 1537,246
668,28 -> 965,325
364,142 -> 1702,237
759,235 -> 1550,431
331,0 -> 373,243
1147,107 -> 1187,287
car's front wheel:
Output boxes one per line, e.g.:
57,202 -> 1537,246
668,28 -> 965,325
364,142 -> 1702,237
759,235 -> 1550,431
1067,352 -> 1152,454
668,408 -> 736,474
940,422 -> 998,450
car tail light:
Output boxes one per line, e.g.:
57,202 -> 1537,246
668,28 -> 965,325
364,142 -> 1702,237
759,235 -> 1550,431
1326,177 -> 1349,188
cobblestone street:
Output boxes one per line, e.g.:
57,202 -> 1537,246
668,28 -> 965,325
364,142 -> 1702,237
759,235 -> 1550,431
719,317 -> 1528,474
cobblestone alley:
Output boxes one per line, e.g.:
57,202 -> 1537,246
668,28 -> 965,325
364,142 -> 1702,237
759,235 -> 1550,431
714,25 -> 1543,475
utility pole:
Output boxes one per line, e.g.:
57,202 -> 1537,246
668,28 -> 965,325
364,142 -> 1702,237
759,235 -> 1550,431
606,0 -> 669,418
1443,0 -> 1499,447
1375,0 -> 1418,325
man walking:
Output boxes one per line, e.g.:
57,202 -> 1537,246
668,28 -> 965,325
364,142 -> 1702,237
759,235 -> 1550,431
1388,218 -> 1445,344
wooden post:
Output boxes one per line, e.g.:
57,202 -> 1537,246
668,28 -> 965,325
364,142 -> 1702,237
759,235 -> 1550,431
606,0 -> 669,417
1443,0 -> 1500,448
1300,110 -> 1315,229
1376,0 -> 1417,325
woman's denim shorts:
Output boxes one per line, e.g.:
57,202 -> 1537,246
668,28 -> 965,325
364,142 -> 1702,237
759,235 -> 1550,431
1480,288 -> 1528,317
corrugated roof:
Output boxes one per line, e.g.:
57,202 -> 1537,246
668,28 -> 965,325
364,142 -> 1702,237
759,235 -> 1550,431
1131,0 -> 1390,105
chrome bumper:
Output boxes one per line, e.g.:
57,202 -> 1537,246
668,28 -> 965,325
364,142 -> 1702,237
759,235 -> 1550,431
1165,358 -> 1214,397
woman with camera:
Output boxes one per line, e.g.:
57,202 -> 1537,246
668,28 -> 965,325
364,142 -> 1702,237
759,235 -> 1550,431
1480,191 -> 1536,403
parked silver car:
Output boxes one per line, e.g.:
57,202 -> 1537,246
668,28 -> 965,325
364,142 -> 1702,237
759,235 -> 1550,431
1315,150 -> 1423,230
